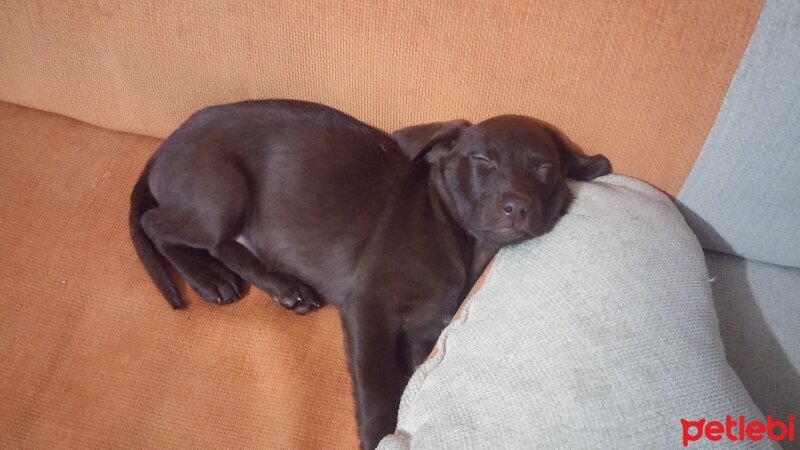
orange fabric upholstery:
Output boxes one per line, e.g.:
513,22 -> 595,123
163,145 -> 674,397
0,1 -> 762,196
0,102 -> 358,449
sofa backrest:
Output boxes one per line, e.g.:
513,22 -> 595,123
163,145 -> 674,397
0,0 -> 763,197
677,0 -> 800,268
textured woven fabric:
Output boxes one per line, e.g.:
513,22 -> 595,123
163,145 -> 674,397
677,0 -> 800,268
0,102 -> 359,449
706,250 -> 800,449
0,0 -> 762,196
379,175 -> 774,449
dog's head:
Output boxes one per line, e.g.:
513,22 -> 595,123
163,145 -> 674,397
394,115 -> 611,246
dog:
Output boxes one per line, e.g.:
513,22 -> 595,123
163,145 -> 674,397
129,99 -> 611,449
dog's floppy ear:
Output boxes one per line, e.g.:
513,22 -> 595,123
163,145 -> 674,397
545,126 -> 612,181
393,120 -> 470,162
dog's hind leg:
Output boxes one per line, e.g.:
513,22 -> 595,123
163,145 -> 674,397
140,208 -> 243,304
141,208 -> 319,313
209,240 -> 320,314
144,161 -> 319,313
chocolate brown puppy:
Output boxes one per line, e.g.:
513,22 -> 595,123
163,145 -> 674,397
129,100 -> 611,449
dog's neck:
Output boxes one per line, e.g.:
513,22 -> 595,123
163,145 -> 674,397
425,163 -> 500,284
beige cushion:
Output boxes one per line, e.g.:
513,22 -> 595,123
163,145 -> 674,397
380,175 -> 776,449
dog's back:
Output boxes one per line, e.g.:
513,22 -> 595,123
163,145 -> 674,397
132,100 -> 410,307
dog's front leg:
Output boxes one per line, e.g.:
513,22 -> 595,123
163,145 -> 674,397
340,302 -> 407,450
402,290 -> 462,373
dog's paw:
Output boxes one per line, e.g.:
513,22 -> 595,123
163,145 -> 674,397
188,262 -> 244,305
272,278 -> 321,315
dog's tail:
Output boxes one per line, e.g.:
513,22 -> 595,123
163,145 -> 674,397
129,163 -> 184,309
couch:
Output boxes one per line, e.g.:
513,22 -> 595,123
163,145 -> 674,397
1,1 -> 797,448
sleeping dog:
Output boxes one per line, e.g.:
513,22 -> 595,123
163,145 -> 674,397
129,100 -> 611,449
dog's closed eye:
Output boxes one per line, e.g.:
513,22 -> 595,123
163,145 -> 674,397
470,154 -> 496,169
536,163 -> 554,182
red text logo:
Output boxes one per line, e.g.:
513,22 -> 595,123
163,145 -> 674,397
681,415 -> 795,447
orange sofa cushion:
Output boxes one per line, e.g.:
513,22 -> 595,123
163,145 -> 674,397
0,102 -> 358,449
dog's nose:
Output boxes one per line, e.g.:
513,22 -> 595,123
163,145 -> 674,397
501,197 -> 529,221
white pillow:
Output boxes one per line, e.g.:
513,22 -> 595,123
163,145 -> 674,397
379,175 -> 777,450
